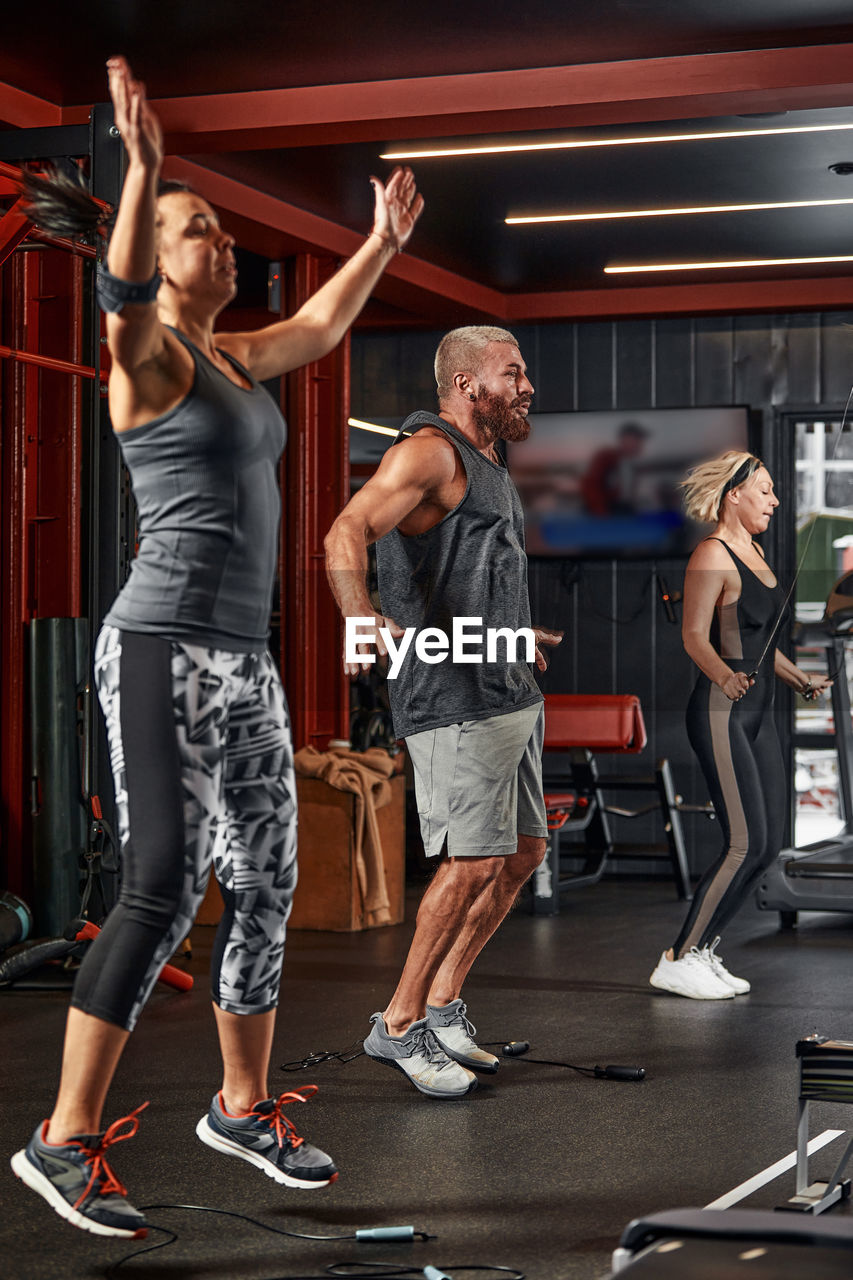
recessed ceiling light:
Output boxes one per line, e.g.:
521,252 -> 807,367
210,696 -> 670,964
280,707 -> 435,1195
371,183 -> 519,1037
507,196 -> 853,224
604,254 -> 853,274
382,122 -> 853,161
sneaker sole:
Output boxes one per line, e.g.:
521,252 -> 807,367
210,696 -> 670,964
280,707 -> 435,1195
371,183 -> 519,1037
195,1118 -> 337,1188
649,973 -> 735,1000
10,1150 -> 148,1239
364,1050 -> 479,1099
432,1040 -> 500,1074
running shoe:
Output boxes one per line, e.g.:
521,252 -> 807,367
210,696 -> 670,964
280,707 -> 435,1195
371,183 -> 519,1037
364,1012 -> 478,1098
700,937 -> 751,994
196,1088 -> 337,1188
10,1104 -> 149,1238
649,948 -> 735,999
426,999 -> 499,1073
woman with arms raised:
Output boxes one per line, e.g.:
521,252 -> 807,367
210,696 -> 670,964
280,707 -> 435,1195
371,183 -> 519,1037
11,56 -> 422,1237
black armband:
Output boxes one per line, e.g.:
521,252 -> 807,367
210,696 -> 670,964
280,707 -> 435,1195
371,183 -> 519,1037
96,262 -> 161,313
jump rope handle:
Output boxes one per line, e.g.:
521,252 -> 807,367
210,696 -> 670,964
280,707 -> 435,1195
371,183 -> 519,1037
74,920 -> 194,992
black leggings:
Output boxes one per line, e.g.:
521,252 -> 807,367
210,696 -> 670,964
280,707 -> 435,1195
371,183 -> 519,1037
673,665 -> 786,957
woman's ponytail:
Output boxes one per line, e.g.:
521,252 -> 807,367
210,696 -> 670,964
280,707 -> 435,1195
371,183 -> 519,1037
19,166 -> 113,241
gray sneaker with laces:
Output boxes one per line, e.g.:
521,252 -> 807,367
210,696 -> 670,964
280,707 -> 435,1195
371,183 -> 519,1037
10,1105 -> 149,1238
426,999 -> 499,1073
364,1012 -> 478,1098
196,1088 -> 337,1188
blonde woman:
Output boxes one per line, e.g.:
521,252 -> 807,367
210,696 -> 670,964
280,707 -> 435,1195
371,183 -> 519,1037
650,452 -> 831,999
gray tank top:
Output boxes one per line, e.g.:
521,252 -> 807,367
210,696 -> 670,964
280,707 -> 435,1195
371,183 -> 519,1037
375,411 -> 542,738
104,327 -> 286,652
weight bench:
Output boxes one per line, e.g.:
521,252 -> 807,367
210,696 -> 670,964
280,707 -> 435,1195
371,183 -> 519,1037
532,694 -> 693,914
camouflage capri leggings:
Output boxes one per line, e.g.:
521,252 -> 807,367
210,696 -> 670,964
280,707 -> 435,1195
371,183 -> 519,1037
70,626 -> 298,1032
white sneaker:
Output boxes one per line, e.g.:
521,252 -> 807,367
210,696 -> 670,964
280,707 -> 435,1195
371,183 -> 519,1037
649,948 -> 736,1000
700,937 -> 751,994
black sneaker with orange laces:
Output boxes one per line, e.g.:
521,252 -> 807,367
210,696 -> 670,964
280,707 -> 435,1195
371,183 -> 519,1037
10,1104 -> 149,1238
196,1087 -> 337,1188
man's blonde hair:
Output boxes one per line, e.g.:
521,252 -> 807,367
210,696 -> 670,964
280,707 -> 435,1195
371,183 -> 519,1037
434,325 -> 519,402
680,450 -> 762,523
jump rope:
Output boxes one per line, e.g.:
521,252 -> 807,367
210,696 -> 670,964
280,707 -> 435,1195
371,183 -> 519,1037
106,1035 -> 643,1274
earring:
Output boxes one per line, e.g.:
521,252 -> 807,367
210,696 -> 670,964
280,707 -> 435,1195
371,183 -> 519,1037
468,393 -> 476,401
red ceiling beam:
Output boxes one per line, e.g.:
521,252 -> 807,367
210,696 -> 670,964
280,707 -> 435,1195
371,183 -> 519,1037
162,157 -> 506,321
8,42 -> 853,144
144,44 -> 853,153
507,274 -> 853,322
0,81 -> 62,129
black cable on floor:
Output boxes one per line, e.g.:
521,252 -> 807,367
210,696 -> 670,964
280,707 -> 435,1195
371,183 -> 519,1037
106,1204 -> 432,1276
280,1039 -> 643,1082
281,1040 -> 365,1071
483,1041 -> 644,1081
105,1203 -> 517,1274
328,1267 -> 524,1279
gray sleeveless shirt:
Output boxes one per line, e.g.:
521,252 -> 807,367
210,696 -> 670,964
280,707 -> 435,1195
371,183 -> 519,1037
375,411 -> 542,738
104,327 -> 286,652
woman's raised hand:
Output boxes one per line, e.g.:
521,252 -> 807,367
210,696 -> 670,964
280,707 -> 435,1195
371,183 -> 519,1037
107,56 -> 163,173
369,166 -> 424,253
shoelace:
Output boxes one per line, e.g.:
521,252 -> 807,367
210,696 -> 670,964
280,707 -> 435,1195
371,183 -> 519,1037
685,946 -> 712,969
73,1100 -> 149,1210
251,1088 -> 318,1150
449,1002 -> 478,1039
410,1026 -> 457,1071
704,937 -> 729,975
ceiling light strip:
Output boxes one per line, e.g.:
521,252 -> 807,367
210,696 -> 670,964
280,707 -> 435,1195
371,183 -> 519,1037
605,254 -> 853,274
507,197 -> 853,225
382,122 -> 853,161
348,417 -> 409,438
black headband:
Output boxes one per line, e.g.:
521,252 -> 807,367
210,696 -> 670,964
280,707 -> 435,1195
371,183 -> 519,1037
720,457 -> 759,504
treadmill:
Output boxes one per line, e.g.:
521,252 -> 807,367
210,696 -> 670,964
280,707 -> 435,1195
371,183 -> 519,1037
757,570 -> 853,927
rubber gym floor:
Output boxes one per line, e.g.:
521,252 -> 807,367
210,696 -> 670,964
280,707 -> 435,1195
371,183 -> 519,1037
2,879 -> 852,1280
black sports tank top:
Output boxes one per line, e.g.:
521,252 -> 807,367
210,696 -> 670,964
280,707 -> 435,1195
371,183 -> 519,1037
375,410 -> 541,738
706,537 -> 785,668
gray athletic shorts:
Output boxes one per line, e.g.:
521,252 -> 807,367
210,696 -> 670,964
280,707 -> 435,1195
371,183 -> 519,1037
405,701 -> 547,858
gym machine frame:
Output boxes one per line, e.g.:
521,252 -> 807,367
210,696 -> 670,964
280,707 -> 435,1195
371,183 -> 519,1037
757,619 -> 853,925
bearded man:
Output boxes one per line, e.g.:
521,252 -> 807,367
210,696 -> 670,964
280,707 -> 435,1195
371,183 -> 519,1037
324,326 -> 561,1099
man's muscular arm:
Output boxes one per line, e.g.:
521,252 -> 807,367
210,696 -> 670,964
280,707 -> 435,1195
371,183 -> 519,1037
325,431 -> 459,673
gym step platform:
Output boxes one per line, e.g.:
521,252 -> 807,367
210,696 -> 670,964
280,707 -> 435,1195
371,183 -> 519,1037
609,1207 -> 853,1277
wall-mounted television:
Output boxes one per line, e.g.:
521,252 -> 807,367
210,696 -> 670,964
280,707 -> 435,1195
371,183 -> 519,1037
506,405 -> 752,557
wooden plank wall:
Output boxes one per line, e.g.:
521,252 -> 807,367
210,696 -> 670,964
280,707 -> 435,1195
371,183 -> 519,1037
351,312 -> 853,875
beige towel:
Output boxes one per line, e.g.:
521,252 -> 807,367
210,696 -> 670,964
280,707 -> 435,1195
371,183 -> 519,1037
294,746 -> 397,927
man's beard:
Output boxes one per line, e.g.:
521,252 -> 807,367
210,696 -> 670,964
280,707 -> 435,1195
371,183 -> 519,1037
471,387 -> 532,442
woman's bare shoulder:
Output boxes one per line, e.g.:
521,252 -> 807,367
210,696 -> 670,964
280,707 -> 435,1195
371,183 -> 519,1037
686,538 -> 734,572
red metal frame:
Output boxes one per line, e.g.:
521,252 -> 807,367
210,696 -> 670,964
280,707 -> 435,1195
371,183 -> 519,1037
280,252 -> 350,749
0,165 -> 92,895
0,198 -> 32,269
